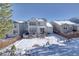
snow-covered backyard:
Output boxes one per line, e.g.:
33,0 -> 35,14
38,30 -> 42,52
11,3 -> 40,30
11,34 -> 67,55
14,34 -> 66,51
1,34 -> 79,56
26,38 -> 79,56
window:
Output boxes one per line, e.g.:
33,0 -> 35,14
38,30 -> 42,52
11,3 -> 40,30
29,22 -> 36,25
13,30 -> 17,34
64,27 -> 67,29
38,22 -> 44,26
14,25 -> 16,28
40,28 -> 45,34
72,25 -> 77,32
63,25 -> 68,33
63,25 -> 67,30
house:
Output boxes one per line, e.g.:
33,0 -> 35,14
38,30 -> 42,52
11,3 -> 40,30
51,20 -> 77,34
8,18 -> 53,38
27,17 -> 53,35
12,20 -> 27,36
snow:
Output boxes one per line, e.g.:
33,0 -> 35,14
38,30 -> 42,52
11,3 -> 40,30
14,38 -> 47,50
46,22 -> 52,27
53,21 -> 76,25
38,19 -> 44,22
29,17 -> 44,22
15,20 -> 24,23
2,34 -> 79,56
14,35 -> 65,51
25,37 -> 79,56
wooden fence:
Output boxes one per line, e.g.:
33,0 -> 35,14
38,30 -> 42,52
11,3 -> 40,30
55,31 -> 79,39
0,36 -> 21,49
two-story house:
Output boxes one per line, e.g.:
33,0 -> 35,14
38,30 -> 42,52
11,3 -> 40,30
9,18 -> 53,37
27,17 -> 53,35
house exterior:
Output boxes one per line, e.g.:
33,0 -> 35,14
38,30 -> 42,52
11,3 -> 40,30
9,18 -> 53,37
27,17 -> 53,35
51,20 -> 78,34
12,20 -> 28,36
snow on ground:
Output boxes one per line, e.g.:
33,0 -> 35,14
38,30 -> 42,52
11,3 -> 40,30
14,35 -> 65,51
2,33 -> 79,56
26,37 -> 79,56
14,38 -> 48,50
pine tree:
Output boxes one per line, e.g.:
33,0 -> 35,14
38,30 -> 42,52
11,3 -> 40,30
0,3 -> 13,39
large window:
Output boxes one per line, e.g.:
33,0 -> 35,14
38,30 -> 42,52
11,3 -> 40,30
38,22 -> 45,26
29,22 -> 37,26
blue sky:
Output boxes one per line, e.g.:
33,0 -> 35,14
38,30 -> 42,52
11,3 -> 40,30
12,3 -> 79,21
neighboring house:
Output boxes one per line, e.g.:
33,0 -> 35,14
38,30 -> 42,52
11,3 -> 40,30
12,20 -> 27,36
51,21 -> 77,34
27,17 -> 53,35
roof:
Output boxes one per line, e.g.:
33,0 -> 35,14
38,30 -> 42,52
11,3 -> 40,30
14,20 -> 24,23
28,17 -> 45,22
46,22 -> 53,27
37,18 -> 44,22
53,21 -> 76,25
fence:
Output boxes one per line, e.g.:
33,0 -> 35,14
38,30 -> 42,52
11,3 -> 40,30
55,31 -> 79,39
0,35 -> 21,49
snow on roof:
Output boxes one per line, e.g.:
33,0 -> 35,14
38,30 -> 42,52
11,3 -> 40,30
37,19 -> 44,22
14,20 -> 24,23
28,18 -> 44,22
46,22 -> 53,27
53,21 -> 76,25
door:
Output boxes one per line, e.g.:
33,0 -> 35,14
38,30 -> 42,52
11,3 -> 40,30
40,28 -> 45,34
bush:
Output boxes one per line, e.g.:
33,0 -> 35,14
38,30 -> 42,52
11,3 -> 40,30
10,45 -> 16,56
11,45 -> 16,50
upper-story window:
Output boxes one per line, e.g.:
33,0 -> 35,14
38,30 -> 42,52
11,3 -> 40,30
63,24 -> 68,30
64,26 -> 67,29
38,22 -> 45,26
29,22 -> 37,26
